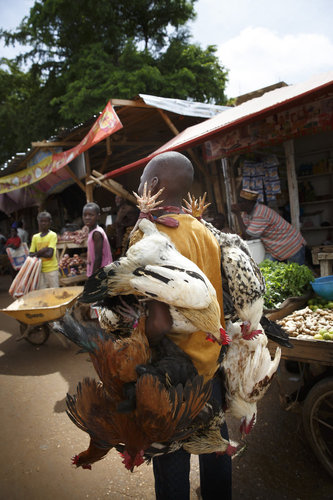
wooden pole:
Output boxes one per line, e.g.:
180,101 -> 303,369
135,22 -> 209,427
221,157 -> 237,230
210,161 -> 223,213
64,165 -> 86,193
157,109 -> 207,177
283,139 -> 300,231
84,151 -> 93,202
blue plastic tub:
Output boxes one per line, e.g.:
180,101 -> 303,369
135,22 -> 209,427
310,275 -> 333,300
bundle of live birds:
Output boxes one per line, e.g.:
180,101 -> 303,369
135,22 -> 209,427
54,188 -> 285,471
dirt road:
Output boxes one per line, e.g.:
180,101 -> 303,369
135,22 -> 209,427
0,274 -> 332,499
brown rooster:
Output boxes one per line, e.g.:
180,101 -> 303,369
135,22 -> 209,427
55,313 -> 216,470
66,373 -> 212,471
54,312 -> 151,410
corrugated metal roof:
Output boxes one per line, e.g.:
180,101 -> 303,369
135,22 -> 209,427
139,94 -> 229,117
106,72 -> 333,179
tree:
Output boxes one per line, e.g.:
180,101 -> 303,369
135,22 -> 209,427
0,0 -> 228,164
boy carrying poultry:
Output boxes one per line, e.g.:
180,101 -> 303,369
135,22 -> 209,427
134,151 -> 232,500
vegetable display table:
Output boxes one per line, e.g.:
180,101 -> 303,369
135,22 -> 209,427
269,326 -> 333,478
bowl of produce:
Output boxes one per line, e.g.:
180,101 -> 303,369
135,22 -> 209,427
310,275 -> 333,300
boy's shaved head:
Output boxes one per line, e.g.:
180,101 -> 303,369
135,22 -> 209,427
138,152 -> 194,202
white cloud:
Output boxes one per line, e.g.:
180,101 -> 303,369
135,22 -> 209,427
218,27 -> 333,98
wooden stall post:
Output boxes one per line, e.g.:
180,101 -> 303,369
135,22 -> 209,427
210,161 -> 224,213
84,151 -> 94,202
221,157 -> 238,230
283,139 -> 301,231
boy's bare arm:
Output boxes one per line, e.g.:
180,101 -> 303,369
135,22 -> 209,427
30,247 -> 54,258
92,231 -> 103,273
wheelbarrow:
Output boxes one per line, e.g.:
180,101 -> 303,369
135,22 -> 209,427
0,286 -> 84,346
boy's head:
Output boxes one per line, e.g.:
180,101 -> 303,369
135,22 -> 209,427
37,211 -> 52,233
82,202 -> 100,230
138,152 -> 194,204
10,227 -> 18,237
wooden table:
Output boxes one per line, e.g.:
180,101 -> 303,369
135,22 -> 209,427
56,241 -> 87,261
317,252 -> 333,276
59,273 -> 87,287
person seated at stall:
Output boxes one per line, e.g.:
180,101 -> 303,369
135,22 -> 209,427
5,227 -> 21,250
231,188 -> 306,264
29,211 -> 59,289
82,202 -> 113,276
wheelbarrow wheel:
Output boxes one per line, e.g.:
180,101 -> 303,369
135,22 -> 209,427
302,376 -> 333,478
20,323 -> 50,346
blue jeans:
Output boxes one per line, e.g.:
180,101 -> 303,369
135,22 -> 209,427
265,245 -> 305,265
287,245 -> 305,265
152,377 -> 232,500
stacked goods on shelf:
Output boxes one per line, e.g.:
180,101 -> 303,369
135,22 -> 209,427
9,256 -> 42,298
58,226 -> 89,245
59,253 -> 86,277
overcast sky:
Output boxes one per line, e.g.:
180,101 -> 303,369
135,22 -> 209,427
1,0 -> 333,98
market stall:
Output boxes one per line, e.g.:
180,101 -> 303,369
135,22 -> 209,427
57,225 -> 88,286
261,260 -> 333,478
267,298 -> 333,479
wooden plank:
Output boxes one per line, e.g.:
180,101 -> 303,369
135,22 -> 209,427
311,245 -> 333,264
60,274 -> 88,287
56,241 -> 87,261
318,252 -> 333,260
318,253 -> 333,276
88,172 -> 136,204
31,141 -> 78,147
267,338 -> 333,366
106,136 -> 112,156
100,155 -> 111,174
158,108 -> 179,135
284,139 -> 301,231
64,165 -> 86,192
110,99 -> 152,108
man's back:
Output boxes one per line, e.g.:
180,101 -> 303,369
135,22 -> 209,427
154,214 -> 224,381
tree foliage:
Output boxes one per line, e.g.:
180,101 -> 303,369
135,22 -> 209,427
0,0 -> 228,165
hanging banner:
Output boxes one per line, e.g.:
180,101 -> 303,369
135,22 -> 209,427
0,101 -> 123,194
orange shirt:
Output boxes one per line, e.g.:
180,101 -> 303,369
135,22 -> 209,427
133,214 -> 224,381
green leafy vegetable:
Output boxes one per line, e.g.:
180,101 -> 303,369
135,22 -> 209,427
258,259 -> 314,309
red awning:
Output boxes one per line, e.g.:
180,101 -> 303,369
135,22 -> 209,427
105,72 -> 333,179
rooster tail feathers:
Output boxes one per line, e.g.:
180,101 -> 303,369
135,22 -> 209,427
260,316 -> 293,348
53,312 -> 106,352
173,375 -> 213,432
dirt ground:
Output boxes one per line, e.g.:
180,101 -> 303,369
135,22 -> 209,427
0,274 -> 332,500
